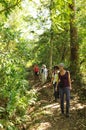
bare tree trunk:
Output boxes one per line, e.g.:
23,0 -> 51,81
49,0 -> 54,77
49,31 -> 53,72
69,0 -> 79,77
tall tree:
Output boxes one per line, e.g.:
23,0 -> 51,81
69,0 -> 79,77
49,0 -> 54,75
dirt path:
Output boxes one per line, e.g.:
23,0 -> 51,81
25,81 -> 86,130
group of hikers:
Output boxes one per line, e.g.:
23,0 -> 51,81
33,64 -> 48,84
33,63 -> 72,118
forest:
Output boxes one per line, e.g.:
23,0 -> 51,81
0,0 -> 86,130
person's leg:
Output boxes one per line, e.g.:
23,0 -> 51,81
34,72 -> 36,80
37,72 -> 40,81
44,75 -> 46,83
44,74 -> 47,83
53,83 -> 57,101
36,72 -> 38,80
53,83 -> 56,93
45,74 -> 47,82
43,74 -> 46,84
65,87 -> 70,117
59,88 -> 64,114
42,74 -> 44,84
57,85 -> 59,98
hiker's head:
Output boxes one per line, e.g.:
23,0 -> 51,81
59,63 -> 65,71
54,66 -> 59,71
42,64 -> 46,68
35,64 -> 37,67
43,65 -> 46,68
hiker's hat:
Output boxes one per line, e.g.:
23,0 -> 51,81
43,64 -> 46,68
59,63 -> 65,68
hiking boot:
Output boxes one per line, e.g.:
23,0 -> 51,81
61,110 -> 64,115
66,113 -> 70,118
60,112 -> 64,117
54,99 -> 57,102
66,109 -> 70,117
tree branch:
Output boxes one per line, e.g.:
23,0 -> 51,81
0,0 -> 21,14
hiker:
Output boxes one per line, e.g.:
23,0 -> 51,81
51,66 -> 59,102
41,65 -> 48,84
33,64 -> 39,80
58,63 -> 72,117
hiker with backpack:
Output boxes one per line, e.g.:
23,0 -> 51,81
41,65 -> 48,84
51,66 -> 59,102
58,63 -> 72,117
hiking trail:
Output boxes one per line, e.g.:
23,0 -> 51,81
22,79 -> 86,130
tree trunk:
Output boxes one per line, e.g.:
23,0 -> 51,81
69,0 -> 79,78
49,0 -> 54,77
49,31 -> 53,72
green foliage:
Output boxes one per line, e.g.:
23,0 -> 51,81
0,22 -> 37,129
0,0 -> 21,16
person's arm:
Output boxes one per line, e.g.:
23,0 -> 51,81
68,71 -> 72,90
